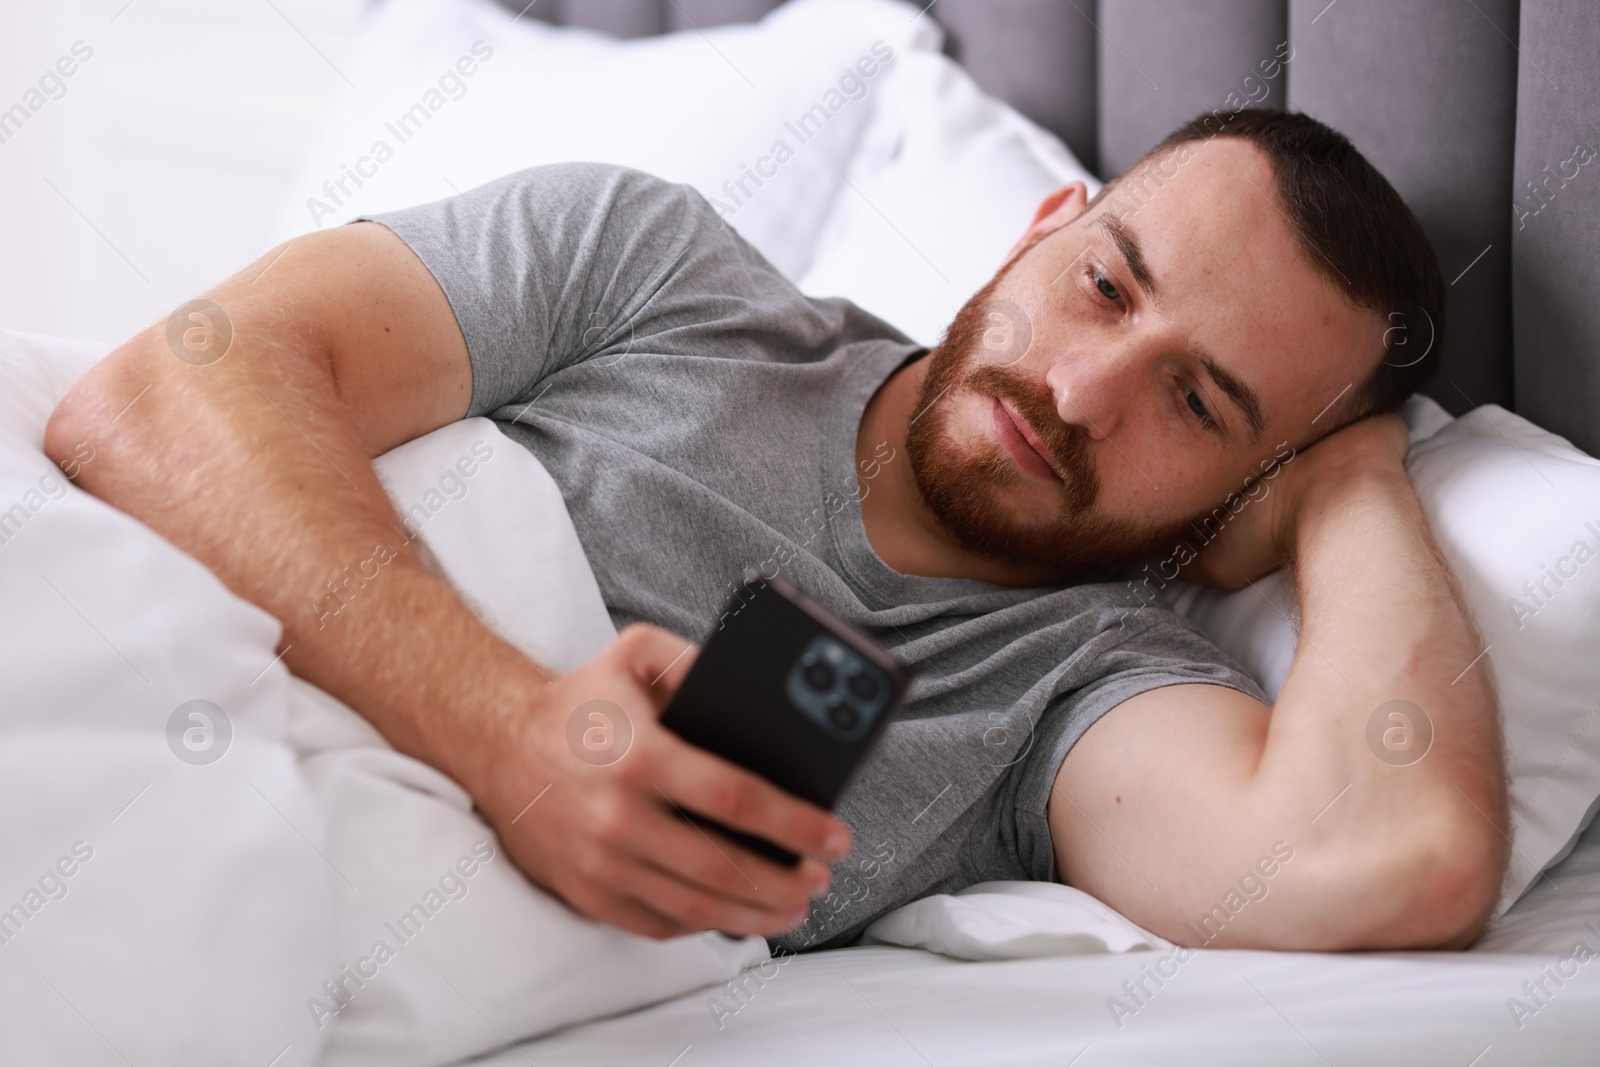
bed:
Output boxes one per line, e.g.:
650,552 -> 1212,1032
3,1 -> 1598,1064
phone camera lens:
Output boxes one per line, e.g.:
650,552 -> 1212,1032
827,700 -> 859,731
803,658 -> 835,692
846,668 -> 877,701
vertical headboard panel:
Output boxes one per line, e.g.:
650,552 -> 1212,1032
1286,0 -> 1521,416
1097,0 -> 1289,178
935,0 -> 1100,174
520,0 -> 784,36
1512,0 -> 1600,457
667,0 -> 785,30
527,0 -> 664,35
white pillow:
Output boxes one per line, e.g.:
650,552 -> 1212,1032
1167,395 -> 1600,915
798,47 -> 1101,345
863,881 -> 1169,961
273,0 -> 939,280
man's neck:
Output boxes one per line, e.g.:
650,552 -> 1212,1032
855,355 -> 1057,587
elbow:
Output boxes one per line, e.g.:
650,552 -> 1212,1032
1334,722 -> 1510,950
45,374 -> 98,477
1405,811 -> 1507,948
1285,775 -> 1508,954
44,333 -> 154,482
45,379 -> 96,473
1354,804 -> 1507,951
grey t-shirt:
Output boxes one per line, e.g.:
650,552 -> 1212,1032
367,163 -> 1266,952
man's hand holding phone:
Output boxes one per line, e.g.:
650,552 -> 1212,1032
474,623 -> 852,941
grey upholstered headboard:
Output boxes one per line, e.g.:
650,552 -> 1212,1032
499,0 -> 1599,456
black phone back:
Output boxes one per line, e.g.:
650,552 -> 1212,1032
661,574 -> 908,815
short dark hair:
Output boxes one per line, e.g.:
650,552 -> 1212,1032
1097,108 -> 1444,424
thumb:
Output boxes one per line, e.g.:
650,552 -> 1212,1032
611,623 -> 701,713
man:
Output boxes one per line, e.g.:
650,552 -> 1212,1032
47,109 -> 1506,954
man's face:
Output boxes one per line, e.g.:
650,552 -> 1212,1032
906,137 -> 1387,578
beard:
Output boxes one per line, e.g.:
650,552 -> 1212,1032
905,260 -> 1199,582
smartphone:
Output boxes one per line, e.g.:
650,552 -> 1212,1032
660,571 -> 910,865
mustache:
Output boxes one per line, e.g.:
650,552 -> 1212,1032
964,363 -> 1098,511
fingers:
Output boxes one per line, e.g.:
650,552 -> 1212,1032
604,851 -> 811,938
567,881 -> 698,941
554,795 -> 825,937
645,732 -> 852,864
636,795 -> 833,912
585,763 -> 831,917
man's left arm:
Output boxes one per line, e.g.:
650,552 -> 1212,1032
1048,415 -> 1507,950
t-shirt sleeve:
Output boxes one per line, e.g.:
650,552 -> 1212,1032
360,162 -> 724,418
1011,609 -> 1270,883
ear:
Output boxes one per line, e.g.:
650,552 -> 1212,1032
1003,182 -> 1090,263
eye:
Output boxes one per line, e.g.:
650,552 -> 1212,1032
1091,268 -> 1122,305
1182,383 -> 1217,431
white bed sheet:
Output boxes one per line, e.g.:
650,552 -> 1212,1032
477,817 -> 1600,1066
475,948 -> 1600,1066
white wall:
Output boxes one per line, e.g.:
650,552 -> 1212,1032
0,0 -> 366,342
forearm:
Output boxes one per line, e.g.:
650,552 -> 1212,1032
45,242 -> 541,790
1262,465 -> 1506,942
1278,469 -> 1500,788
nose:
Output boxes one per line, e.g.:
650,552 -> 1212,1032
1042,342 -> 1140,442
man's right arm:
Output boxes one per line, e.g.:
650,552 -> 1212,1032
45,222 -> 847,939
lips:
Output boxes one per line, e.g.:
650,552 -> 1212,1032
991,397 -> 1065,483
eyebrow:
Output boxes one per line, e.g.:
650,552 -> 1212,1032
1197,354 -> 1267,441
1095,214 -> 1159,303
